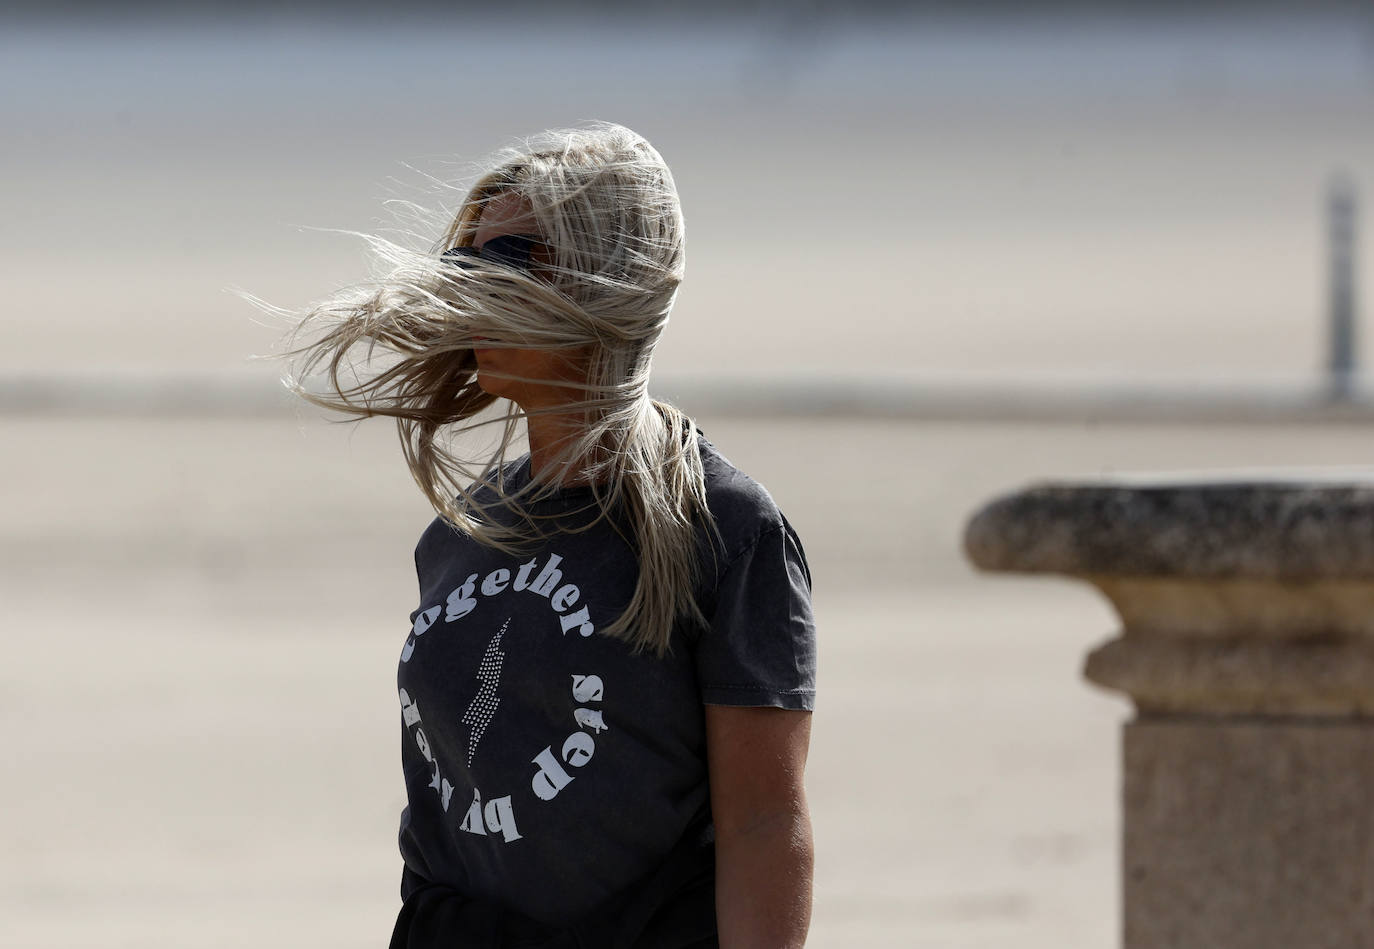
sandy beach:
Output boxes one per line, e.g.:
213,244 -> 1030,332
6,6 -> 1374,945
3,12 -> 1372,384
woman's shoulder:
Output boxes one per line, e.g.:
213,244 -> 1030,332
697,436 -> 794,560
692,435 -> 815,646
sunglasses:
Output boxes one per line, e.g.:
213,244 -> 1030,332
441,234 -> 544,271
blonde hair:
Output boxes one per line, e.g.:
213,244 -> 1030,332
285,123 -> 709,655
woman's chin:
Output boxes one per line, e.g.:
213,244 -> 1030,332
475,369 -> 508,399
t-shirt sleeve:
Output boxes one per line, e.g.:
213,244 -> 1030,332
695,520 -> 817,710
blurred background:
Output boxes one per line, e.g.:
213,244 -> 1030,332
4,1 -> 1374,946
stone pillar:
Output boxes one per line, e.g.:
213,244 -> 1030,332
964,481 -> 1374,949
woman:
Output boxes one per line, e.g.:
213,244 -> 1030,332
288,123 -> 816,948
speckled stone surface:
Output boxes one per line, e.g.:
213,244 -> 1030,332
965,482 -> 1374,579
1124,722 -> 1374,949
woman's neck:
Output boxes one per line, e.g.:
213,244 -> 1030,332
525,409 -> 593,484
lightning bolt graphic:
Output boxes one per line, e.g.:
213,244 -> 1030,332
460,618 -> 509,766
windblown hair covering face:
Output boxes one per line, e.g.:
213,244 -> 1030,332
286,122 -> 709,655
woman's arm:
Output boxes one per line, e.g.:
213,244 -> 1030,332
705,704 -> 814,948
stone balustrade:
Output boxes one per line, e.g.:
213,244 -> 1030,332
965,478 -> 1374,949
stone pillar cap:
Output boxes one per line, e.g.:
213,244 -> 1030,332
965,477 -> 1374,580
965,475 -> 1374,715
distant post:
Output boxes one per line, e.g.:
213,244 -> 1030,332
966,479 -> 1374,948
1327,175 -> 1358,400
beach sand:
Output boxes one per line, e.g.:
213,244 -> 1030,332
6,9 -> 1374,944
3,13 -> 1373,384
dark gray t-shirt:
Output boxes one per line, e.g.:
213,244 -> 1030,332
394,440 -> 816,925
